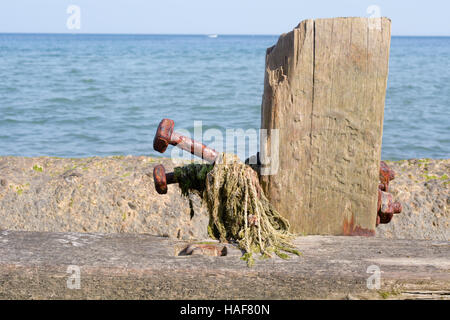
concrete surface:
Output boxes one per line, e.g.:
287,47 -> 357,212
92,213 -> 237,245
0,156 -> 448,240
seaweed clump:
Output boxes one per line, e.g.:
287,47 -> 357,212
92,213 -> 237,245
174,153 -> 300,266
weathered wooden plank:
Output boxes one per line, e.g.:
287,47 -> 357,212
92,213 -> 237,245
260,17 -> 391,235
0,231 -> 448,299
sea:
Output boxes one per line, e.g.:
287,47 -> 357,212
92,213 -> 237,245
0,34 -> 448,161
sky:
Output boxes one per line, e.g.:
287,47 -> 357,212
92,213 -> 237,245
0,0 -> 449,36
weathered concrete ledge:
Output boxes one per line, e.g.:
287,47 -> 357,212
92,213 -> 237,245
0,156 -> 448,240
0,156 -> 210,240
0,230 -> 448,299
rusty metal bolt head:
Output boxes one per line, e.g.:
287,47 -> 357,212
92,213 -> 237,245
379,212 -> 394,224
153,118 -> 174,153
377,189 -> 402,225
378,190 -> 402,214
378,190 -> 393,214
153,164 -> 168,194
181,244 -> 227,257
392,202 -> 402,214
379,161 -> 396,192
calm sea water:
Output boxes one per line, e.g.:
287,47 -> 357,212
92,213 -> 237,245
0,34 -> 448,160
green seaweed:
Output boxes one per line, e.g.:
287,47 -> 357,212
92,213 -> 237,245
174,153 -> 300,267
383,160 -> 405,164
240,252 -> 255,267
422,174 -> 439,181
193,241 -> 220,245
33,165 -> 43,172
378,288 -> 401,299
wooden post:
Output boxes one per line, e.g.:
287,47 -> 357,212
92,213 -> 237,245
260,17 -> 391,235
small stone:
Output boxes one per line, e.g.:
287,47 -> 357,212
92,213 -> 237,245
0,179 -> 6,187
128,202 -> 136,210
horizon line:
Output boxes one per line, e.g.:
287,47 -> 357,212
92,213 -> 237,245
0,32 -> 449,37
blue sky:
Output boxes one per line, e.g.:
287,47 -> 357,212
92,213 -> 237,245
0,0 -> 449,35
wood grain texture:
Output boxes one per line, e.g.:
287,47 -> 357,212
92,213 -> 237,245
0,231 -> 448,299
260,17 -> 391,235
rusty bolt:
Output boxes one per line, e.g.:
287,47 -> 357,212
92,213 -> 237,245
377,189 -> 402,225
379,161 -> 396,192
153,118 -> 218,163
153,164 -> 177,194
181,244 -> 227,257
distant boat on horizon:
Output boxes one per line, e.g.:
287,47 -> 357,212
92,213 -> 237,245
207,34 -> 218,38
